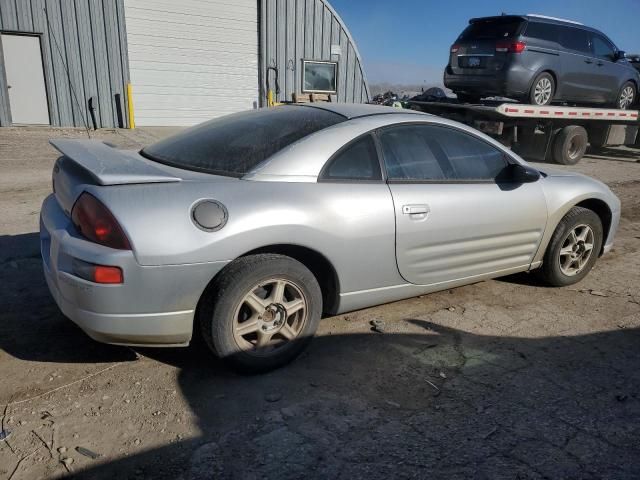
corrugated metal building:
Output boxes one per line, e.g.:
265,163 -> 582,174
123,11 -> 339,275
0,0 -> 369,128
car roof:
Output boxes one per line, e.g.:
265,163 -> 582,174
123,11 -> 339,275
295,102 -> 426,120
244,110 -> 517,182
468,14 -> 598,33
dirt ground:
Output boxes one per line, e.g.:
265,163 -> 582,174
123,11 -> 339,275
0,126 -> 639,480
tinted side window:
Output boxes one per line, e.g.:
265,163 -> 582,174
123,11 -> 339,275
436,128 -> 508,180
380,125 -> 450,180
559,27 -> 591,54
524,22 -> 559,43
380,125 -> 508,181
591,34 -> 615,60
322,135 -> 381,181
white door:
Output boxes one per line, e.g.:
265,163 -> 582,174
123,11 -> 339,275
2,34 -> 50,125
124,0 -> 259,126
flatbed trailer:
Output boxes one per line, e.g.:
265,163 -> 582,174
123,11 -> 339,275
408,101 -> 640,165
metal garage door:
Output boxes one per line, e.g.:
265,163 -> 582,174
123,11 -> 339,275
124,0 -> 259,126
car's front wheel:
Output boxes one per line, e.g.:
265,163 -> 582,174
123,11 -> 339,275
616,81 -> 636,110
199,254 -> 322,373
529,72 -> 555,106
538,207 -> 603,287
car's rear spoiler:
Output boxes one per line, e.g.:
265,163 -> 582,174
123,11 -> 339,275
49,139 -> 181,186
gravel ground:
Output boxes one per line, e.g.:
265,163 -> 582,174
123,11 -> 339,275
0,127 -> 639,480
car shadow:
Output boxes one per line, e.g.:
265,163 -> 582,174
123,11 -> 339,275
586,146 -> 640,161
2,232 -> 639,478
0,232 -> 137,366
494,270 -> 553,287
62,323 -> 640,480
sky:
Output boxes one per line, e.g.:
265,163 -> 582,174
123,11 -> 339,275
330,0 -> 640,87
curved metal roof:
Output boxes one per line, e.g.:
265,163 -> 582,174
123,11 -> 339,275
260,0 -> 370,105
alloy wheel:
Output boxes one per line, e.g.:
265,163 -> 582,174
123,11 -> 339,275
558,224 -> 595,276
619,86 -> 635,109
232,278 -> 307,356
534,78 -> 552,105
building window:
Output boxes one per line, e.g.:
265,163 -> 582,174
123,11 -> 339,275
302,60 -> 337,94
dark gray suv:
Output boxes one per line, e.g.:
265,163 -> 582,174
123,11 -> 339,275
444,15 -> 639,109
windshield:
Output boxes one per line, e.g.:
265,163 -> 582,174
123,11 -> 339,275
458,18 -> 524,41
141,106 -> 346,177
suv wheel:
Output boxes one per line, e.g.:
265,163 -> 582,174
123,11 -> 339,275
529,72 -> 555,106
617,82 -> 636,109
538,207 -> 603,287
199,254 -> 322,373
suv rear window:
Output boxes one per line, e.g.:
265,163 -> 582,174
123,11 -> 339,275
141,107 -> 345,177
458,18 -> 524,40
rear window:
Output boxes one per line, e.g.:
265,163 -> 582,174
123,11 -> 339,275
458,18 -> 524,41
141,107 -> 345,177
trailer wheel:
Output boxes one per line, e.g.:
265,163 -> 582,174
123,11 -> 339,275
552,126 -> 588,165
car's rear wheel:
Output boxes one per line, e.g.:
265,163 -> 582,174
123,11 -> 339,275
529,72 -> 555,106
552,126 -> 588,165
199,254 -> 322,373
538,207 -> 603,287
616,81 -> 636,109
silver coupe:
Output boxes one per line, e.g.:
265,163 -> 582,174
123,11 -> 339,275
41,104 -> 620,371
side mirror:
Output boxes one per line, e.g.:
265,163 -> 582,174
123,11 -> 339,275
497,163 -> 540,183
616,50 -> 626,61
510,163 -> 540,183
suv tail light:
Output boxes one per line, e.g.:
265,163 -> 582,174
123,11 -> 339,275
450,44 -> 460,53
71,192 -> 131,250
496,41 -> 526,53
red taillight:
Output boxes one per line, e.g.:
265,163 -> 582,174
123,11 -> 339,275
451,44 -> 460,53
93,265 -> 123,284
72,258 -> 123,284
71,192 -> 131,250
496,41 -> 526,53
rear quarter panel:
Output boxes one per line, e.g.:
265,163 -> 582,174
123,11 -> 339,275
90,180 -> 401,294
519,36 -> 562,96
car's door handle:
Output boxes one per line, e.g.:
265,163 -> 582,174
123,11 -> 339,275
584,59 -> 593,64
402,204 -> 430,215
596,62 -> 604,66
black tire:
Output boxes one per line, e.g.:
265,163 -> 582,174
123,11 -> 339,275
198,254 -> 322,373
529,72 -> 555,106
456,93 -> 481,104
552,126 -> 588,165
538,207 -> 603,287
615,81 -> 636,109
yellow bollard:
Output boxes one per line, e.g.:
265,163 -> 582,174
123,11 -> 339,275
126,83 -> 135,129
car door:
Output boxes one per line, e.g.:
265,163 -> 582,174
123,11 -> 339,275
590,32 -> 625,103
379,123 -> 548,286
557,26 -> 598,101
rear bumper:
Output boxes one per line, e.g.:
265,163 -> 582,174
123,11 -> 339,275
444,64 -> 533,98
40,194 -> 228,347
